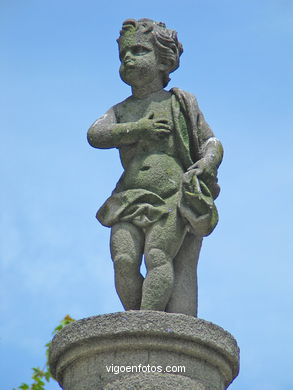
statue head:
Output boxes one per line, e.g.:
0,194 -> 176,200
117,18 -> 183,88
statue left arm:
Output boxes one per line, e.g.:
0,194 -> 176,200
188,136 -> 223,177
187,110 -> 223,180
170,88 -> 223,197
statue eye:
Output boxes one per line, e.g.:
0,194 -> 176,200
132,45 -> 150,55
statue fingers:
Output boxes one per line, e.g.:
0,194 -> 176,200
154,123 -> 171,130
150,128 -> 171,138
189,167 -> 203,176
146,111 -> 155,119
154,118 -> 171,126
187,163 -> 198,171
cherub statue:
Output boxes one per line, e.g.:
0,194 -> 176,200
87,18 -> 223,316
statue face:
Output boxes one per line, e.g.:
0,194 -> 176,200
119,32 -> 162,88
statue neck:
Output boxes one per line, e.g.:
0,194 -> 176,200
131,79 -> 164,99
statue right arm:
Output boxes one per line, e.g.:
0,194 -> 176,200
87,107 -> 143,149
87,108 -> 171,149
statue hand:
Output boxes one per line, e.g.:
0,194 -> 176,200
137,111 -> 171,139
187,158 -> 215,179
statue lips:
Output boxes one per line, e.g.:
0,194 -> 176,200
124,60 -> 135,68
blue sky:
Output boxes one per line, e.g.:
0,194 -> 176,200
1,1 -> 292,389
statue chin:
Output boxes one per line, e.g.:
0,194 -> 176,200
119,66 -> 132,86
119,66 -> 158,89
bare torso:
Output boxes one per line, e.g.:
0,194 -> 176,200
114,90 -> 184,198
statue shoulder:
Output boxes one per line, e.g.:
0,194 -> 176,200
112,95 -> 133,121
170,87 -> 194,99
170,88 -> 200,112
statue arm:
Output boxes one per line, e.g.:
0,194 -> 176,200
200,136 -> 223,170
196,108 -> 223,169
188,110 -> 223,180
87,107 -> 143,149
171,88 -> 223,172
87,108 -> 171,149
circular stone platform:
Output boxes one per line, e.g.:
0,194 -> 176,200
49,311 -> 239,390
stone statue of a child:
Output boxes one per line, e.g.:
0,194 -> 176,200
87,18 -> 223,316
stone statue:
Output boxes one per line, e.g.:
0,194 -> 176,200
50,20 -> 238,390
87,18 -> 223,316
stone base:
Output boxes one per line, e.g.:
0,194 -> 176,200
49,311 -> 239,390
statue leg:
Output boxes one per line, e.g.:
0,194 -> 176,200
110,222 -> 144,310
141,209 -> 186,311
166,233 -> 203,316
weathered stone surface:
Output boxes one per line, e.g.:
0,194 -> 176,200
104,373 -> 206,390
87,19 -> 224,314
49,311 -> 239,390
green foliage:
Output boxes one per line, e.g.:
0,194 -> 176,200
13,315 -> 75,390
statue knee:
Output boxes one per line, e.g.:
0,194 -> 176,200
145,248 -> 170,271
113,254 -> 137,274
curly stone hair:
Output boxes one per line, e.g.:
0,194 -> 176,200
117,18 -> 184,87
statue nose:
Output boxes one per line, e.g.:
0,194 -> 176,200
124,51 -> 133,61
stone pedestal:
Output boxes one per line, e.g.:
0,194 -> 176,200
49,311 -> 239,390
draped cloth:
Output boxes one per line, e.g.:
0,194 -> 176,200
97,88 -> 219,237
